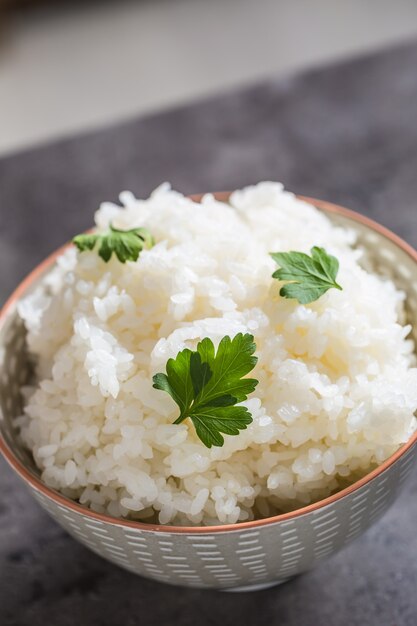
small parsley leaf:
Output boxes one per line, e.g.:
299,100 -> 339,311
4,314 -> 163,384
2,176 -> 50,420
152,334 -> 259,448
73,224 -> 154,263
270,246 -> 342,304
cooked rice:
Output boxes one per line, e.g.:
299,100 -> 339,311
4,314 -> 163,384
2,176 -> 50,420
16,182 -> 417,525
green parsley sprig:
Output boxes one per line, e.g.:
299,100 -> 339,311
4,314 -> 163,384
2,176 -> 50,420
270,246 -> 342,304
73,224 -> 154,263
153,334 -> 259,448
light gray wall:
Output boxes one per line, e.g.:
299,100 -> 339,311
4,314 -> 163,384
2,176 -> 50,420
2,0 -> 417,155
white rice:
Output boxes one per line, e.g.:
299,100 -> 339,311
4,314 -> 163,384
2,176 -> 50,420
17,182 -> 417,526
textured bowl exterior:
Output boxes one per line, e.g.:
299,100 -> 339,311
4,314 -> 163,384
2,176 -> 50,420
27,445 -> 416,589
1,195 -> 417,591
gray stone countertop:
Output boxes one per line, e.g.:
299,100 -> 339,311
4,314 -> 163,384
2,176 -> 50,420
1,40 -> 417,626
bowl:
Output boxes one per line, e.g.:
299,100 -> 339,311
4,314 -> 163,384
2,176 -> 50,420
1,194 -> 417,592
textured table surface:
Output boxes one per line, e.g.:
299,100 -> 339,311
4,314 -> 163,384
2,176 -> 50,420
1,41 -> 417,626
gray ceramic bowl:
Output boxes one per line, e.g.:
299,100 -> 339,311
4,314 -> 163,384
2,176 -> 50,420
1,195 -> 417,592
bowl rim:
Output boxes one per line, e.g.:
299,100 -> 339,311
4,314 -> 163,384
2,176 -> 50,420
1,192 -> 417,534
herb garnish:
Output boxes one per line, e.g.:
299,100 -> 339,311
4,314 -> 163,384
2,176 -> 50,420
270,246 -> 342,304
153,334 -> 259,448
73,224 -> 154,263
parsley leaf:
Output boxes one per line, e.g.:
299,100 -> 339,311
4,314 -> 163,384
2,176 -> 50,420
73,224 -> 154,263
270,246 -> 342,304
152,334 -> 259,448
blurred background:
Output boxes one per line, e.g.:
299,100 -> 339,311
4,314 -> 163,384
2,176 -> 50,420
2,0 -> 417,156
